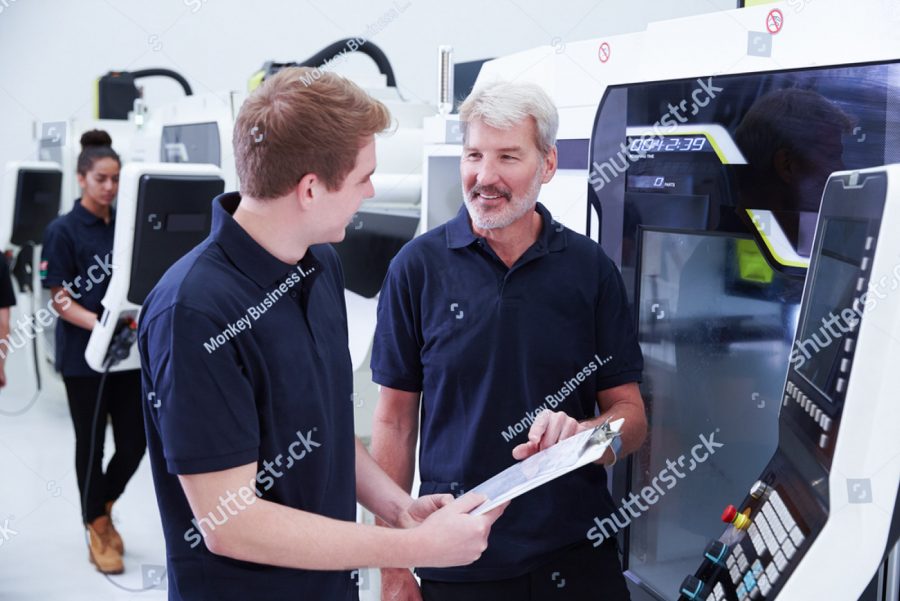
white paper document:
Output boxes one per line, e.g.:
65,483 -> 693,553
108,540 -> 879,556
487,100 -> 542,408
468,418 -> 625,516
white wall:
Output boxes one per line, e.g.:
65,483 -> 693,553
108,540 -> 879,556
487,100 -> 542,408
0,0 -> 736,176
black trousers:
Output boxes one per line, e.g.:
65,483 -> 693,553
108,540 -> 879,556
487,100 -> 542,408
421,538 -> 631,601
64,370 -> 146,524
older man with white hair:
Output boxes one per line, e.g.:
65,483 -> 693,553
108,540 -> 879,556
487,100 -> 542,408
371,80 -> 647,600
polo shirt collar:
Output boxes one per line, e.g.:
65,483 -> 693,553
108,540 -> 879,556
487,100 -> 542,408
72,198 -> 114,225
211,192 -> 316,289
445,201 -> 567,253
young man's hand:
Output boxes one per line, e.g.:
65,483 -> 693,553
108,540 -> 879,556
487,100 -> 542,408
409,492 -> 507,568
395,494 -> 454,529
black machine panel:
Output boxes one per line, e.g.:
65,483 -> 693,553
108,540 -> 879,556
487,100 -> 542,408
12,168 -> 62,246
677,170 -> 888,601
128,174 -> 224,305
333,209 -> 420,298
588,61 -> 900,600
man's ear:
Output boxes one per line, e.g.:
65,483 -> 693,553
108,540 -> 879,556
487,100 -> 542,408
541,145 -> 558,184
296,173 -> 318,211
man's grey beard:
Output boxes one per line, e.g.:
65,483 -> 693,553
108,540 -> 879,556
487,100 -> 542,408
463,169 -> 543,230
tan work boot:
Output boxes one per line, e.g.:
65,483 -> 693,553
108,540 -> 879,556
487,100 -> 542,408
104,501 -> 124,555
87,515 -> 124,574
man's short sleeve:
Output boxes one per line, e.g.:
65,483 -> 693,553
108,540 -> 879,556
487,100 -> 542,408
595,264 -> 644,391
141,304 -> 259,475
0,260 -> 16,308
371,258 -> 423,392
40,221 -> 76,289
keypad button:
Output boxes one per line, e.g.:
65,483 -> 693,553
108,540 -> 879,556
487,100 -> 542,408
790,526 -> 805,547
749,524 -> 766,556
773,550 -> 788,571
766,562 -> 780,584
751,560 -> 764,578
783,539 -> 797,559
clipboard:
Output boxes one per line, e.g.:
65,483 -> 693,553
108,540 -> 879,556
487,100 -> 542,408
468,418 -> 624,516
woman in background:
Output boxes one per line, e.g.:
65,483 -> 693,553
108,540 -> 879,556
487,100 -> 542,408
41,130 -> 145,574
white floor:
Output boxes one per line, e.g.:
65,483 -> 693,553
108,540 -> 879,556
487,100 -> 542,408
0,338 -> 168,601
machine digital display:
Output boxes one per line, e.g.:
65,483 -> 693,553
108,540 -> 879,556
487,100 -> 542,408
166,213 -> 207,232
627,175 -> 667,189
627,135 -> 711,154
795,218 -> 868,400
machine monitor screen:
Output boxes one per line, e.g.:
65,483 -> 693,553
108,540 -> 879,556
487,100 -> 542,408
795,218 -> 868,400
13,169 -> 62,246
128,174 -> 223,305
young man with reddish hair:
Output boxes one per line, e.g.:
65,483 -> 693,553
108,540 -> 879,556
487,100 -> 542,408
139,67 -> 504,601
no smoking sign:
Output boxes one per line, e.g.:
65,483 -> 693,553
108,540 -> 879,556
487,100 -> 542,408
766,8 -> 784,34
598,42 -> 611,63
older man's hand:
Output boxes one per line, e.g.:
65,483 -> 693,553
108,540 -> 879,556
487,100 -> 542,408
512,410 -> 585,460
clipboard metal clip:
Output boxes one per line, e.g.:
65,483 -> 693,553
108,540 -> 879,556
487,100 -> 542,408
581,418 -> 621,456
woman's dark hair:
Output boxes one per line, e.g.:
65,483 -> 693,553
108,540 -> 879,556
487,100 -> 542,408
77,129 -> 121,175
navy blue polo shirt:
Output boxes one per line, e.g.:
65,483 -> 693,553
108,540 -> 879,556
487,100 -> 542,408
139,192 -> 357,601
372,202 -> 644,582
40,199 -> 115,377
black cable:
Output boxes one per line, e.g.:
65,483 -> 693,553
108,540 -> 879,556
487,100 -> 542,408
298,38 -> 398,88
130,68 -> 193,96
0,250 -> 41,417
81,329 -> 157,592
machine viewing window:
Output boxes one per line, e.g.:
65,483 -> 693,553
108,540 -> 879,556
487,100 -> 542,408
795,218 -> 868,400
160,122 -> 221,166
